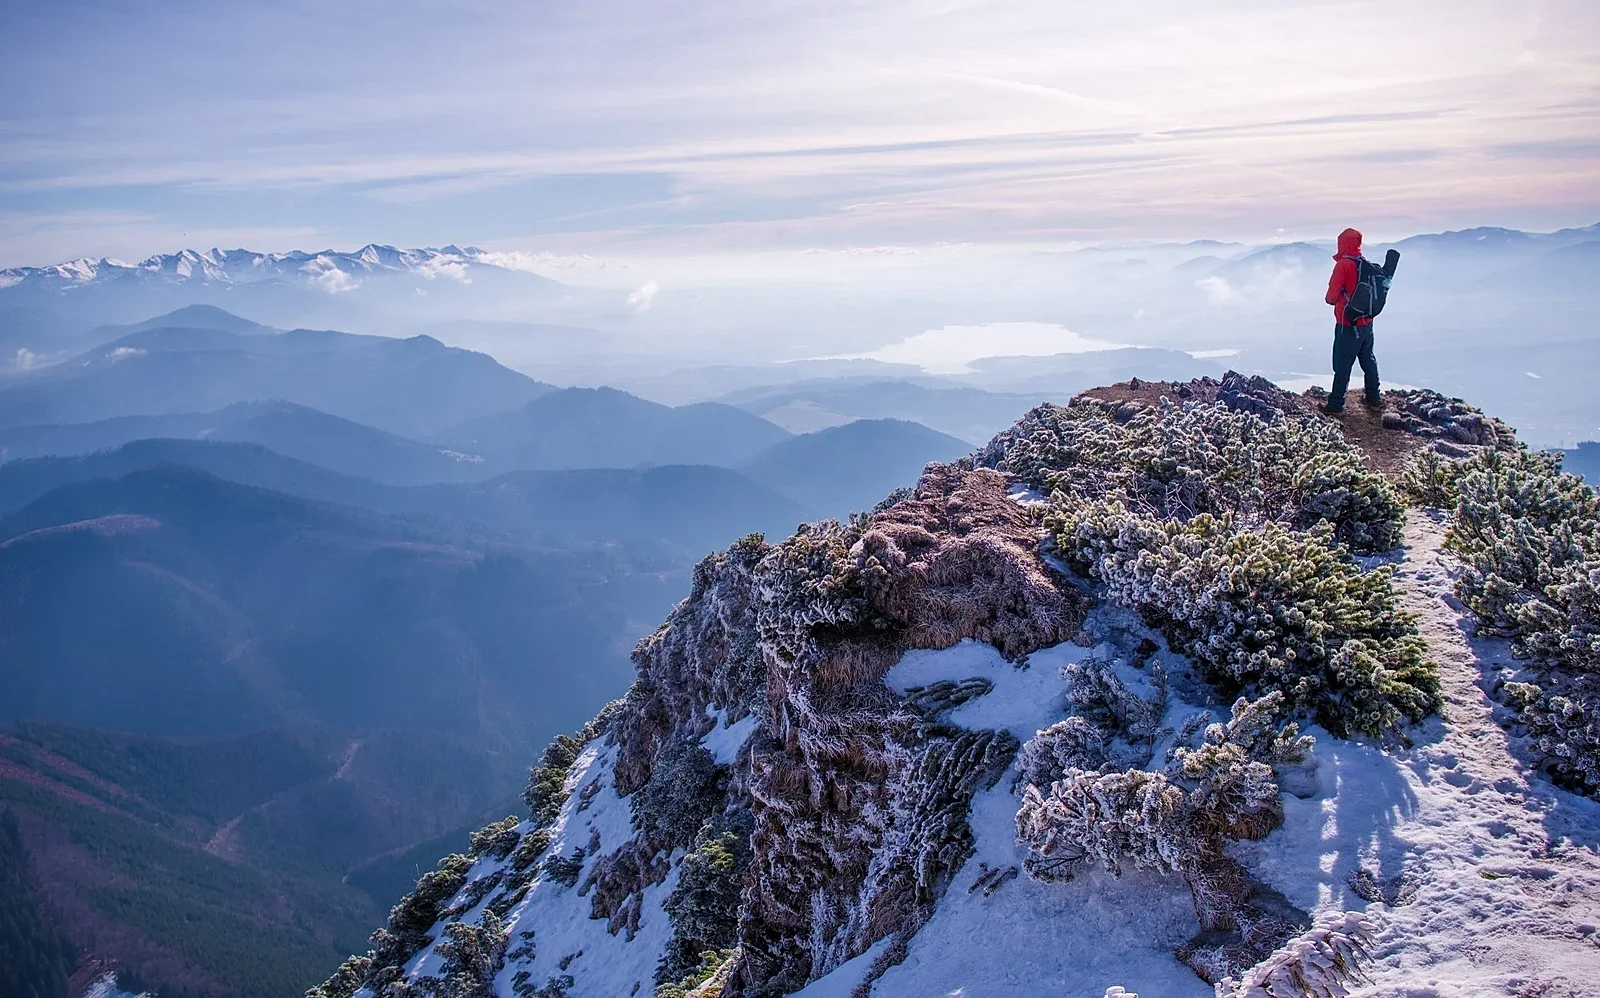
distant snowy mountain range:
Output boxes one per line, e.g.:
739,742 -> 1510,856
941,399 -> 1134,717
5,223 -> 1593,293
0,244 -> 524,291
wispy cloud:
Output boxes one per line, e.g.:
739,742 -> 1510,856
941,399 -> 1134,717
1,0 -> 1596,261
626,280 -> 659,313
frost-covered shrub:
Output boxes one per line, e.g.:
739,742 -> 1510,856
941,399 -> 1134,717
350,852 -> 476,994
1443,448 -> 1600,795
1214,909 -> 1375,998
304,954 -> 371,998
386,852 -> 473,946
1064,657 -> 1168,749
1017,695 -> 1309,881
521,701 -> 626,823
1175,693 -> 1313,843
1015,717 -> 1108,788
1017,768 -> 1189,879
1051,502 -> 1437,737
523,734 -> 584,824
980,399 -> 1404,552
1014,657 -> 1169,788
1509,563 -> 1600,670
1503,681 -> 1600,795
468,815 -> 521,860
433,913 -> 511,998
543,849 -> 585,889
632,739 -> 726,849
1400,447 -> 1467,508
1448,449 -> 1600,632
660,810 -> 753,986
508,828 -> 553,875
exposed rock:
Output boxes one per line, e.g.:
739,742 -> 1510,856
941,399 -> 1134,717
1385,389 -> 1519,452
1215,370 -> 1299,421
573,465 -> 1088,992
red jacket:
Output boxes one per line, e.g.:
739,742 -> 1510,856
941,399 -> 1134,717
1325,227 -> 1373,326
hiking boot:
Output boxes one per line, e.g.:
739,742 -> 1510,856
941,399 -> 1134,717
1321,404 -> 1344,415
1362,396 -> 1384,409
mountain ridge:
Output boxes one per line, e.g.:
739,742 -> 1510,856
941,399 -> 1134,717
6,223 -> 1594,296
0,323 -> 554,438
0,245 -> 552,292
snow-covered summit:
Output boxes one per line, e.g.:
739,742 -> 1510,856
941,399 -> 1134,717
0,243 -> 532,291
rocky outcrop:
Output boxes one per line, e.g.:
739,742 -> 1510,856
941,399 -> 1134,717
611,465 -> 1087,992
1380,388 -> 1519,455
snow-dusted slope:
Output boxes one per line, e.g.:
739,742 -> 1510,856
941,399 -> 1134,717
799,636 -> 1214,998
367,519 -> 1600,998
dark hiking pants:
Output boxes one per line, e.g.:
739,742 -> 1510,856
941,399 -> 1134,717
1329,322 -> 1379,411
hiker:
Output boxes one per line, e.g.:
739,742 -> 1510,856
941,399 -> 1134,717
1323,227 -> 1400,413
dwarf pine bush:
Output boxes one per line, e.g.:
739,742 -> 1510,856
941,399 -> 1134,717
1050,501 -> 1436,737
983,399 -> 1404,553
658,810 -> 753,989
1012,656 -> 1170,789
1017,768 -> 1189,879
303,954 -> 371,998
1173,693 -> 1313,844
632,739 -> 725,849
351,851 -> 477,994
469,815 -> 522,860
523,735 -> 585,824
1017,693 -> 1310,881
1401,447 -> 1467,508
1448,449 -> 1600,631
433,913 -> 511,998
1443,448 -> 1600,794
1014,717 -> 1109,788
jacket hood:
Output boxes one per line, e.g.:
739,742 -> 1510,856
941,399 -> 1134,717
1336,227 -> 1363,258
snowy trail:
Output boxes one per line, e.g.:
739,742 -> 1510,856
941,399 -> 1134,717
1247,513 -> 1600,997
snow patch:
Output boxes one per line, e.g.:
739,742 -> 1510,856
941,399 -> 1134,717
787,938 -> 892,997
1006,483 -> 1049,507
884,638 -> 1092,741
83,973 -> 156,998
702,705 -> 758,765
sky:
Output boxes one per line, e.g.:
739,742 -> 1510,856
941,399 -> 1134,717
1,0 -> 1598,267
